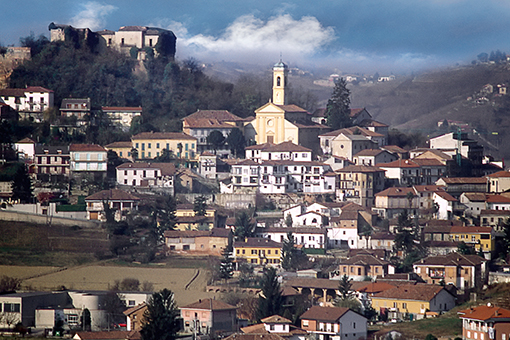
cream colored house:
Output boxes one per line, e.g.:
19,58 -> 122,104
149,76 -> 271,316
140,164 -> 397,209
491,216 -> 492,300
131,131 -> 197,160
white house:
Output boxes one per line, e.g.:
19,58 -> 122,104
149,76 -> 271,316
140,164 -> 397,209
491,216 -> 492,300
69,144 -> 107,177
84,189 -> 139,221
15,137 -> 36,161
116,162 -> 176,194
300,306 -> 367,340
0,86 -> 54,121
257,227 -> 327,249
433,191 -> 459,220
102,106 -> 142,130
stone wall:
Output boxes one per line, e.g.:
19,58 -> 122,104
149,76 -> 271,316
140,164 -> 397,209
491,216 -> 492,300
0,210 -> 101,228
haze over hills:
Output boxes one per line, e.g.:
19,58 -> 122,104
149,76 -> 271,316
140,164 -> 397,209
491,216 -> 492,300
204,60 -> 510,160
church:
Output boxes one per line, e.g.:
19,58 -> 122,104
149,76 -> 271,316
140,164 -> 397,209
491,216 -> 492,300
244,61 -> 330,157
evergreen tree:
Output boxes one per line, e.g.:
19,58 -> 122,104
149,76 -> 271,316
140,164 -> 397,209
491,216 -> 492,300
256,267 -> 283,321
193,195 -> 207,216
226,128 -> 246,158
281,231 -> 296,271
325,78 -> 352,130
141,289 -> 180,340
333,275 -> 362,313
11,164 -> 33,203
234,211 -> 256,240
219,244 -> 234,282
285,213 -> 293,228
501,218 -> 510,259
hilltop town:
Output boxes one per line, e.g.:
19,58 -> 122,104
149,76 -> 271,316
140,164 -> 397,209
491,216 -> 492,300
2,23 -> 510,340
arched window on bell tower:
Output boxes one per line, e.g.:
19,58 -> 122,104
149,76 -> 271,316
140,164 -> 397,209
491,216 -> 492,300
277,76 -> 281,87
272,60 -> 288,105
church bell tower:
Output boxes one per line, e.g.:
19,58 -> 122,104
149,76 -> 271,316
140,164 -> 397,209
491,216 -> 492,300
272,60 -> 288,105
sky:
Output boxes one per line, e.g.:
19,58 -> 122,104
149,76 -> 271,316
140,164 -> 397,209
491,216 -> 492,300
2,0 -> 510,74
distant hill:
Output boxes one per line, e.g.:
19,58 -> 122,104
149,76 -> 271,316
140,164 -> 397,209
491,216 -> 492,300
349,63 -> 510,159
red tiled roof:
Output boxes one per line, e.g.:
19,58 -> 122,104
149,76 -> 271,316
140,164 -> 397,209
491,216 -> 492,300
458,305 -> 510,321
375,187 -> 416,197
85,189 -> 139,201
181,298 -> 236,310
300,306 -> 350,322
261,315 -> 292,324
438,177 -> 487,184
336,165 -> 385,173
234,237 -> 282,248
372,284 -> 446,302
102,107 -> 142,112
487,171 -> 510,178
184,109 -> 244,122
275,104 -> 309,113
486,195 -> 510,203
132,132 -> 196,140
450,226 -> 492,234
285,278 -> 339,290
105,141 -> 132,148
70,144 -> 106,152
25,86 -> 53,93
377,159 -> 419,168
414,253 -> 486,267
263,141 -> 311,153
116,162 -> 176,176
434,191 -> 457,201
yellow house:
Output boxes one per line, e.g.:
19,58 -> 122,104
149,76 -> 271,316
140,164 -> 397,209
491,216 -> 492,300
244,61 -> 329,156
233,237 -> 282,266
371,284 -> 456,321
449,226 -> 495,254
131,131 -> 197,160
174,203 -> 217,231
105,141 -> 133,160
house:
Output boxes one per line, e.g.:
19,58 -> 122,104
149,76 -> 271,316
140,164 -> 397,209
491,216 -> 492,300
377,159 -> 446,186
34,145 -> 70,180
449,226 -> 495,258
480,209 -> 510,232
182,109 -> 246,156
329,134 -> 378,162
413,253 -> 486,290
180,298 -> 237,336
258,141 -> 313,163
460,193 -> 487,218
486,194 -> 510,211
327,205 -> 375,250
332,254 -> 394,281
123,303 -> 147,331
433,191 -> 463,220
335,165 -> 386,208
373,187 -> 419,219
487,171 -> 510,193
436,177 -> 487,198
457,304 -> 510,340
131,131 -> 197,160
229,159 -> 335,195
164,229 -> 230,255
15,137 -> 36,161
233,237 -> 282,266
241,315 -> 307,340
353,149 -> 397,167
69,144 -> 107,180
105,141 -> 133,160
102,107 -> 142,131
60,98 -> 91,124
285,278 -> 342,303
300,305 -> 367,340
116,162 -> 176,194
255,227 -> 327,249
0,86 -> 54,122
244,61 -> 330,155
85,189 -> 140,221
380,145 -> 409,160
323,155 -> 353,171
371,284 -> 456,321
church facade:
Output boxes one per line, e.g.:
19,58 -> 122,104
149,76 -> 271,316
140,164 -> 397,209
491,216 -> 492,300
244,61 -> 330,156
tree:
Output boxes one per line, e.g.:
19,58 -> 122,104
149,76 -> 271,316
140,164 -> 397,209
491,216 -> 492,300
285,213 -> 293,228
11,164 -> 33,203
156,195 -> 177,233
333,275 -> 362,313
234,211 -> 256,240
141,289 -> 180,340
226,128 -> 246,158
281,231 -> 295,271
80,308 -> 91,331
457,241 -> 475,255
325,78 -> 352,130
219,244 -> 234,282
177,143 -> 183,158
501,218 -> 510,259
0,275 -> 21,293
256,267 -> 283,321
193,195 -> 207,216
103,291 -> 126,324
207,130 -> 225,155
131,148 -> 139,161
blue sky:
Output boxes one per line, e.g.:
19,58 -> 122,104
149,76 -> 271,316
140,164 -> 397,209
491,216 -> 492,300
2,0 -> 510,73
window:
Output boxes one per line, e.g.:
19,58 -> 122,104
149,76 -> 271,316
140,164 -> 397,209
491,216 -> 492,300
67,314 -> 79,325
156,143 -> 160,148
4,303 -> 20,313
129,300 -> 136,306
270,325 -> 275,331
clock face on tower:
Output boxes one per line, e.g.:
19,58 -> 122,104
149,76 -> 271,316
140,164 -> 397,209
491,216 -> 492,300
267,119 -> 274,127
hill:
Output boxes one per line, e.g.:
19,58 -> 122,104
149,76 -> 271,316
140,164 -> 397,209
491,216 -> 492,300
349,63 -> 510,159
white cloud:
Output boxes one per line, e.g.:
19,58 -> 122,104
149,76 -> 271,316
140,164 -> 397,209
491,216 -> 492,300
70,2 -> 117,30
175,14 -> 335,64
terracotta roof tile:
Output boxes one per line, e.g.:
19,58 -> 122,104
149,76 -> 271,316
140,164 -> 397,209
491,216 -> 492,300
132,132 -> 196,141
372,284 -> 446,302
85,189 -> 139,201
181,298 -> 236,310
300,306 -> 350,322
70,144 -> 106,152
458,305 -> 510,321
